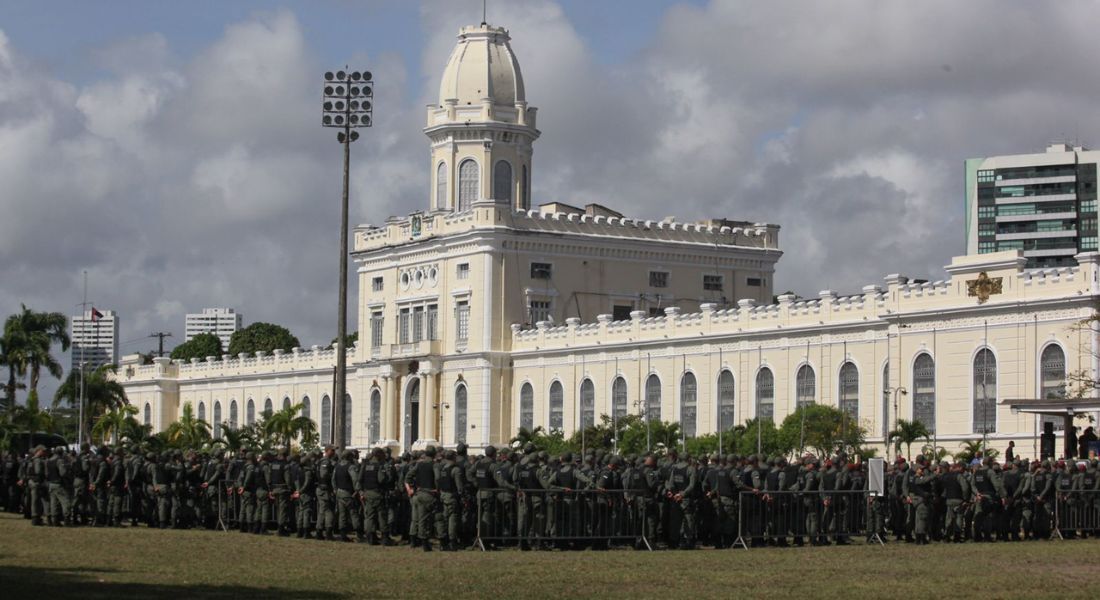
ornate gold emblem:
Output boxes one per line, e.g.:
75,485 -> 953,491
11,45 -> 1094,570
967,271 -> 1003,304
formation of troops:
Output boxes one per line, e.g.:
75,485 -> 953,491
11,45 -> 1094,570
2,442 -> 1099,550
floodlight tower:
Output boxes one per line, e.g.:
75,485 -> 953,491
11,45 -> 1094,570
322,68 -> 373,449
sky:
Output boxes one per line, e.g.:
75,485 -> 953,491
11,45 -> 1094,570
4,0 -> 1100,403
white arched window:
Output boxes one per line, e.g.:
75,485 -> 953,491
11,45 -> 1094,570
344,393 -> 352,445
457,159 -> 478,212
213,401 -> 222,439
612,377 -> 628,420
246,399 -> 255,426
144,403 -> 151,426
454,384 -> 468,444
718,370 -> 735,431
839,362 -> 859,421
973,349 -> 997,434
645,374 -> 661,421
263,397 -> 272,417
680,372 -> 697,438
520,383 -> 534,431
369,389 -> 381,444
549,381 -> 564,430
229,400 -> 238,429
301,395 -> 311,421
1040,344 -> 1067,431
494,160 -> 512,202
282,396 -> 291,411
198,401 -> 206,423
321,395 -> 332,445
436,162 -> 448,210
796,365 -> 815,408
580,379 -> 595,429
913,354 -> 936,432
755,368 -> 774,423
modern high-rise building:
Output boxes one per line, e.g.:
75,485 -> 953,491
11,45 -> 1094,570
71,308 -> 119,372
966,143 -> 1099,268
184,307 -> 242,350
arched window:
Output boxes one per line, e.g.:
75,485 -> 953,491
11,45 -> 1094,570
457,159 -> 478,212
406,379 -> 421,444
369,389 -> 381,444
301,395 -> 311,421
973,349 -> 997,434
520,383 -> 534,431
755,368 -> 774,423
913,354 -> 936,432
579,379 -> 595,429
1041,344 -> 1067,431
521,165 -> 528,209
454,384 -> 468,444
198,401 -> 206,423
881,363 -> 889,437
680,372 -> 697,438
436,161 -> 448,210
144,403 -> 151,426
246,399 -> 255,426
344,393 -> 352,445
263,397 -> 272,418
549,381 -> 564,430
494,160 -> 512,202
645,374 -> 662,421
839,362 -> 859,420
796,365 -> 815,408
229,400 -> 238,429
718,370 -> 736,431
612,377 -> 628,420
321,395 -> 332,445
282,396 -> 291,411
213,401 -> 222,439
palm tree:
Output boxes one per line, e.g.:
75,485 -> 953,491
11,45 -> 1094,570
165,403 -> 211,448
10,392 -> 54,452
888,418 -> 931,461
0,330 -> 29,413
510,426 -> 546,447
4,305 -> 70,407
54,363 -> 127,442
92,404 -> 139,445
263,402 -> 316,450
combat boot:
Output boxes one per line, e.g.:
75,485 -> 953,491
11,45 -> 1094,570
382,535 -> 394,547
422,538 -> 433,552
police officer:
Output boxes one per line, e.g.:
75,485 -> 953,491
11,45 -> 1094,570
664,450 -> 698,549
263,451 -> 290,535
405,445 -> 438,551
358,447 -> 391,545
315,446 -> 337,540
436,449 -> 465,551
332,449 -> 359,542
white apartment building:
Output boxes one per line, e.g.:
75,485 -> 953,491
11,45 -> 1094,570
72,308 -> 119,372
185,307 -> 243,350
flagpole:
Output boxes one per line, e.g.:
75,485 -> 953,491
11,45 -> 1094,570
78,271 -> 87,447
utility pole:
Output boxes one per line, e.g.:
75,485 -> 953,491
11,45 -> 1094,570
322,68 -> 373,450
149,332 -> 172,357
76,271 -> 89,447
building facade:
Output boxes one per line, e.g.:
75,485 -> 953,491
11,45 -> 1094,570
185,307 -> 243,350
72,308 -> 119,373
966,143 -> 1100,269
119,23 -> 1100,459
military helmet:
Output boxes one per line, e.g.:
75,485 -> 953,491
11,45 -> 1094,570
523,442 -> 535,455
484,445 -> 496,458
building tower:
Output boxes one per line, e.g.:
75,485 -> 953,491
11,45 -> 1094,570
425,24 -> 539,213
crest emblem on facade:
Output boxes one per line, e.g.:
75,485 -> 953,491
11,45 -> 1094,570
966,271 -> 1003,304
125,366 -> 135,380
411,215 -> 422,237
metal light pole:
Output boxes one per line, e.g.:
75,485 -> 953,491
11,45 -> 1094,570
890,386 -> 908,461
322,68 -> 373,450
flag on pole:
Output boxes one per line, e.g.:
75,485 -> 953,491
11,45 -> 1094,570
91,307 -> 104,322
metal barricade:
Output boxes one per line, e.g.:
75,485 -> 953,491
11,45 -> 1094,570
733,490 -> 879,549
475,488 -> 653,550
1054,489 -> 1100,539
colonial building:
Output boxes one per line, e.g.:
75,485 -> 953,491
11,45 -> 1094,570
119,23 -> 1100,459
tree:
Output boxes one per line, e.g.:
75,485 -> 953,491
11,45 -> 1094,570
10,391 -> 54,451
734,418 -> 791,458
888,418 -> 931,461
227,322 -> 300,356
170,333 -> 223,361
92,404 -> 139,445
330,332 -> 358,348
954,439 -> 1000,463
54,364 -> 127,443
4,305 -> 70,408
779,404 -> 868,459
0,332 -> 28,413
263,402 -> 316,450
165,402 -> 211,448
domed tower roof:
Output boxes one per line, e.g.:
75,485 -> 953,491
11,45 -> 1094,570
438,24 -> 525,108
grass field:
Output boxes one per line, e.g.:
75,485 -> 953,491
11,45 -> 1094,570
0,512 -> 1097,599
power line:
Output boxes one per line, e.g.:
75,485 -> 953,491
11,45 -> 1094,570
149,332 -> 173,357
